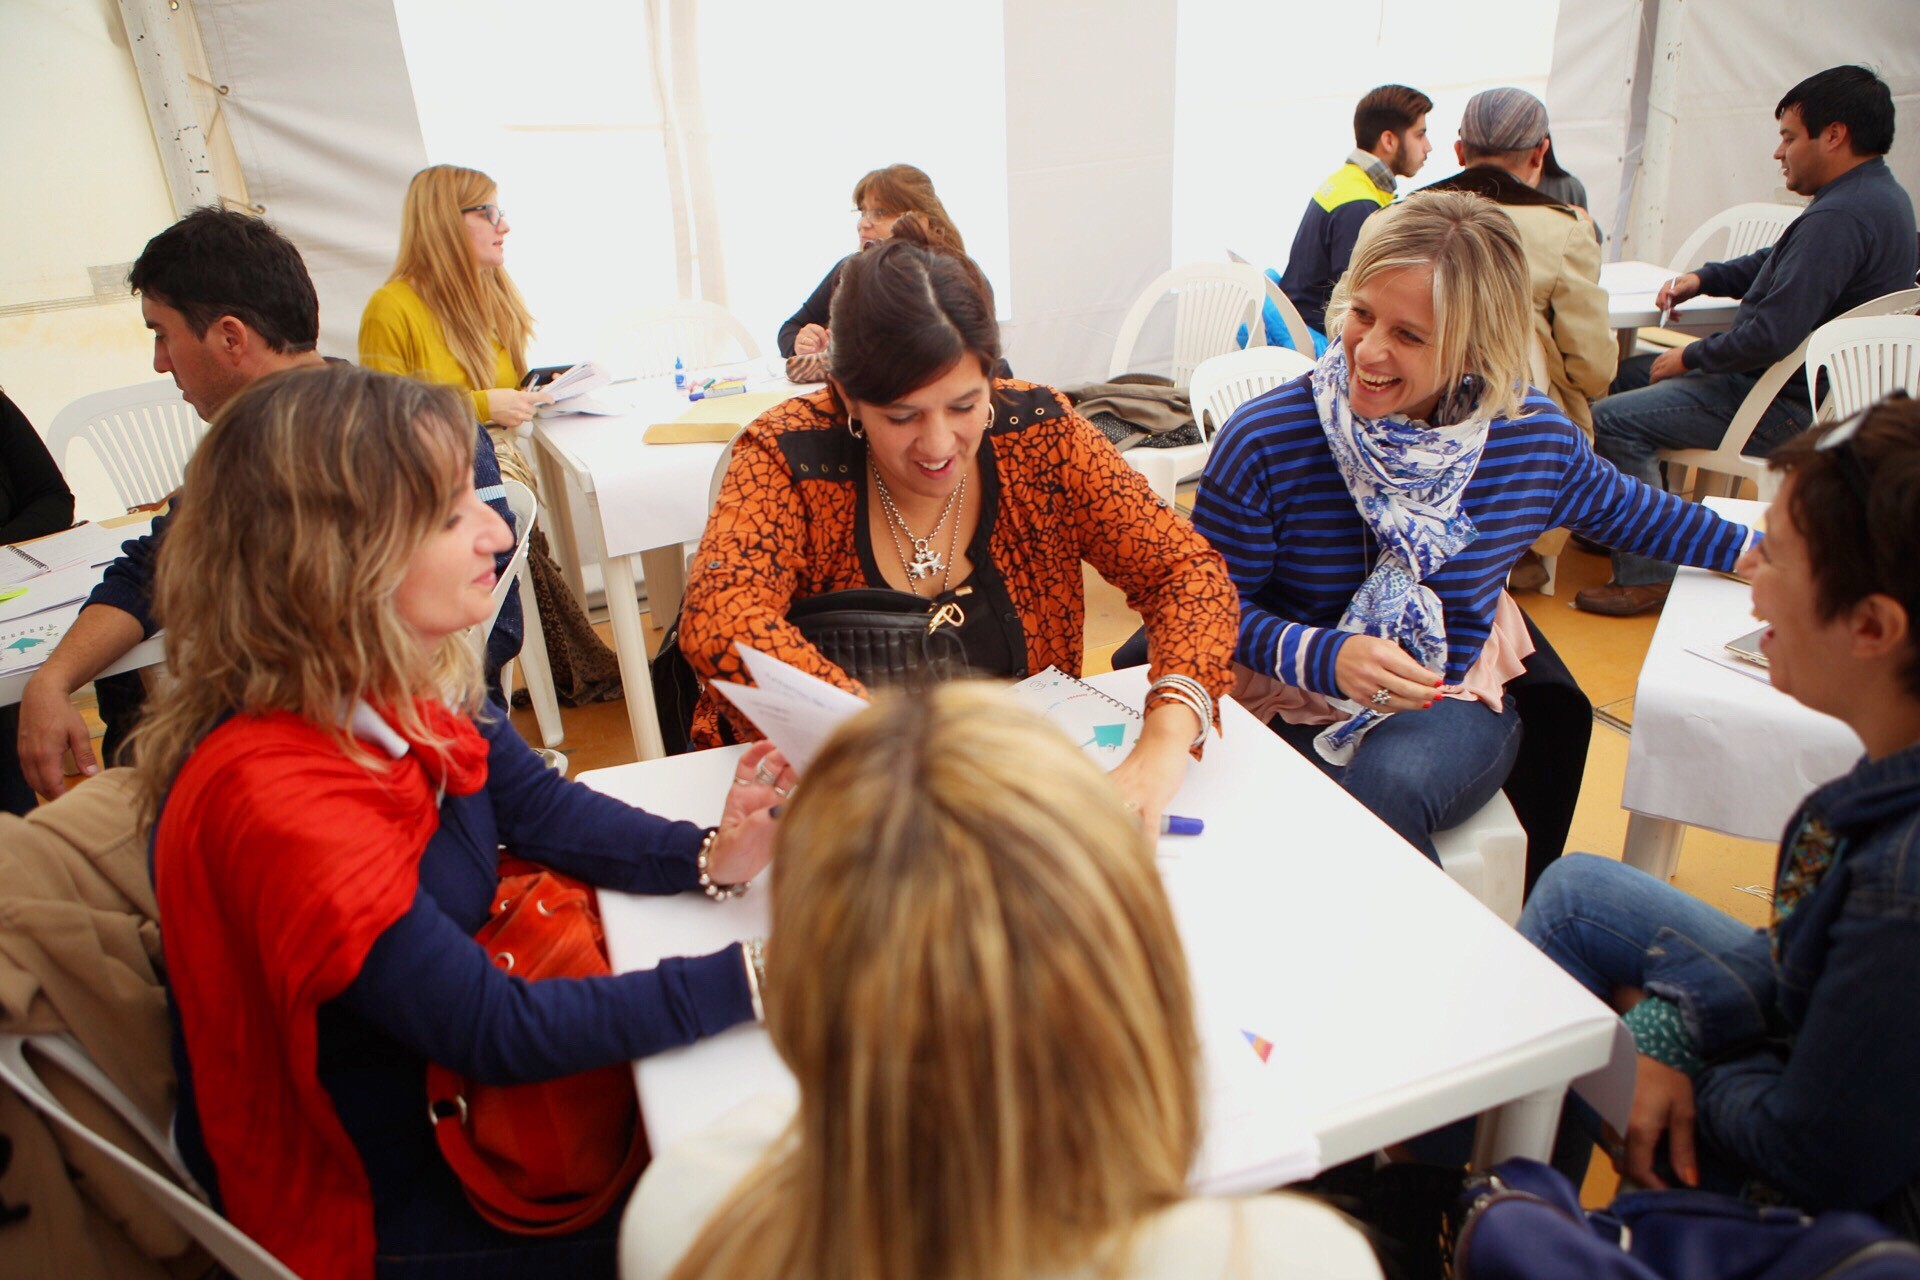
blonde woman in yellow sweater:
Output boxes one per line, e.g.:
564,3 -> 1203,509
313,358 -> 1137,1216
361,164 -> 620,702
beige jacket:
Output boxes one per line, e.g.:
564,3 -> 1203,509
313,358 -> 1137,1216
0,770 -> 206,1280
1405,165 -> 1616,435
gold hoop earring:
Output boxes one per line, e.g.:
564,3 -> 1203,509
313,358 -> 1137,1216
847,416 -> 865,440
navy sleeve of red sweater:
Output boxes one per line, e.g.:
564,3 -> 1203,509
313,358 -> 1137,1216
332,711 -> 756,1085
337,891 -> 754,1085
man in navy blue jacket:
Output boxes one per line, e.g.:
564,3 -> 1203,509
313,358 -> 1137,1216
14,209 -> 523,799
1579,66 -> 1917,616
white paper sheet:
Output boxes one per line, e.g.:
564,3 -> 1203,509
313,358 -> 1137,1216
0,563 -> 106,624
708,645 -> 869,771
10,519 -> 151,573
1007,666 -> 1142,769
0,603 -> 83,676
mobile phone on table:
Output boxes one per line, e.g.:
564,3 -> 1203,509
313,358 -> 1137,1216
1724,626 -> 1769,668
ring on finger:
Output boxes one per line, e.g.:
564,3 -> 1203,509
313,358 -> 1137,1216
773,783 -> 792,799
752,762 -> 778,786
1370,686 -> 1392,707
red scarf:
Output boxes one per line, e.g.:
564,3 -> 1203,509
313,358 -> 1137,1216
154,702 -> 488,1280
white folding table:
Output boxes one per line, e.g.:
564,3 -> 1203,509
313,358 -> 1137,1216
588,668 -> 1623,1218
1621,497 -> 1859,879
1602,259 -> 1742,361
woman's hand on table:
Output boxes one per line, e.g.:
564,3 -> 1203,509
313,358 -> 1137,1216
793,324 -> 829,355
485,387 -> 553,428
1109,701 -> 1201,834
707,742 -> 798,886
1334,635 -> 1442,711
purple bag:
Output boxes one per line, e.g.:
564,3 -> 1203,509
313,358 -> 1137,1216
1453,1159 -> 1920,1280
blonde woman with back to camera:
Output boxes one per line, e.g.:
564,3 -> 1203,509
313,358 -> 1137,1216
627,684 -> 1382,1280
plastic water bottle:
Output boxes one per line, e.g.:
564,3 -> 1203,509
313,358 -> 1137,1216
673,357 -> 685,392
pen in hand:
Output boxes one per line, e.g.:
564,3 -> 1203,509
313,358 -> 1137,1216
1658,278 -> 1675,329
1160,814 -> 1204,836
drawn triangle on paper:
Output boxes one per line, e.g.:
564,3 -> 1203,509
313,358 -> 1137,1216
1241,1029 -> 1274,1064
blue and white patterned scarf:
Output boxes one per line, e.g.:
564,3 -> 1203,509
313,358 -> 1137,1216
1311,340 -> 1491,764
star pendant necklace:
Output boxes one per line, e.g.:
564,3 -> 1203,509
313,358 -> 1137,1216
873,462 -> 967,596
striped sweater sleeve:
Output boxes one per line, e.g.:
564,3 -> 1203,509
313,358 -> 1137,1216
1192,415 -> 1351,698
1552,428 -> 1755,570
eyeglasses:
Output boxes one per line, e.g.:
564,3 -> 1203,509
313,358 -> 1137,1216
852,206 -> 897,224
462,204 -> 506,228
1813,401 -> 1891,507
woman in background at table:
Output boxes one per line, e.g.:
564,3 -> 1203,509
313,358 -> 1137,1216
680,217 -> 1238,829
141,365 -> 793,1280
1521,394 -> 1920,1226
777,163 -> 965,373
628,684 -> 1382,1280
360,163 -> 621,704
1190,191 -> 1756,865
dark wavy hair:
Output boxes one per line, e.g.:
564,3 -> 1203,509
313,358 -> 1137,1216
128,207 -> 319,353
1767,393 -> 1920,696
827,214 -> 999,406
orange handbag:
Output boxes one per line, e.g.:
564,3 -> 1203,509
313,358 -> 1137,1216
426,859 -> 651,1235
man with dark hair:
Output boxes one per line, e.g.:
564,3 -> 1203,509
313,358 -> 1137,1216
1278,83 -> 1434,339
15,208 -> 521,799
1578,65 -> 1915,616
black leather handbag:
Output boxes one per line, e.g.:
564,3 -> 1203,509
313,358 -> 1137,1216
648,589 -> 971,755
785,588 -> 970,688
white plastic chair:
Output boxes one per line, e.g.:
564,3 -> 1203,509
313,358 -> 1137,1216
1665,202 -> 1803,274
1107,263 -> 1270,389
1123,347 -> 1315,505
1432,791 -> 1527,927
471,479 -> 564,749
44,380 -> 202,509
1658,289 -> 1920,500
598,301 -> 760,381
1805,312 -> 1920,422
0,1032 -> 298,1280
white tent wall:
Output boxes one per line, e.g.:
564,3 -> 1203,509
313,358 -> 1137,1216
193,0 -> 429,360
1552,0 -> 1920,267
1543,0 -> 1650,257
999,0 -> 1178,386
3,1 -> 181,521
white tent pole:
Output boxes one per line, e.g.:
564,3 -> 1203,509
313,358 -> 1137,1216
118,0 -> 218,215
669,0 -> 728,306
644,0 -> 695,301
1630,0 -> 1686,264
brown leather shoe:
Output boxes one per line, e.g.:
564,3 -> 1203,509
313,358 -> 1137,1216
1573,581 -> 1671,617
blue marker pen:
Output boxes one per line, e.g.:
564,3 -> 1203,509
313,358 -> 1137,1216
1159,814 -> 1204,836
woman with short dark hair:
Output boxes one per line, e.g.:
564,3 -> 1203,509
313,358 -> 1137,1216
1522,393 -> 1920,1220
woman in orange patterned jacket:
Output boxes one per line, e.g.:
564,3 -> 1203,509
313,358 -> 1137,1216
679,217 -> 1237,826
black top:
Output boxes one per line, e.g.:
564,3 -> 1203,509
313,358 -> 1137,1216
852,446 -> 1023,679
0,392 -> 75,545
777,256 -> 850,357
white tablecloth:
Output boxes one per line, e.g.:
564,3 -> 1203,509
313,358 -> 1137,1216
1602,258 -> 1740,331
591,668 -> 1621,1192
532,375 -> 815,560
1622,497 -> 1860,841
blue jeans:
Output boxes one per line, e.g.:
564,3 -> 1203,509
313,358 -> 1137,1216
1518,853 -> 1757,1192
1270,694 -> 1522,862
1592,355 -> 1809,586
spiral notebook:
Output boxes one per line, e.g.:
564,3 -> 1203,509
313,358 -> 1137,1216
1007,666 -> 1143,769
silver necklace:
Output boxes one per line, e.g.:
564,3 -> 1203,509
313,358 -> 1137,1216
873,465 -> 966,595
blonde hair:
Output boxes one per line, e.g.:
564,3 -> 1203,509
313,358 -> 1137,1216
131,364 -> 484,811
668,684 -> 1201,1280
1327,189 -> 1535,423
853,164 -> 966,253
390,165 -> 534,390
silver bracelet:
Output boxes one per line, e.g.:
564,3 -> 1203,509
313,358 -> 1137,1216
697,828 -> 747,901
1147,673 -> 1214,748
742,936 -> 768,1022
